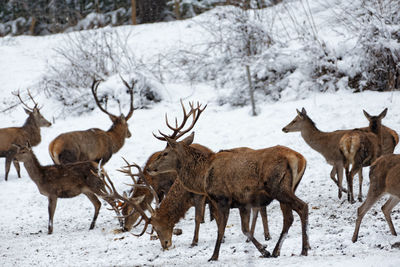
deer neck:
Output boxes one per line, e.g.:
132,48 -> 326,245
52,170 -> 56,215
22,115 -> 41,146
175,147 -> 211,195
21,153 -> 44,185
107,124 -> 126,153
155,181 -> 192,227
299,120 -> 328,153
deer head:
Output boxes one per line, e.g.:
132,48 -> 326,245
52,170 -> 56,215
91,77 -> 135,138
13,90 -> 52,127
282,108 -> 309,133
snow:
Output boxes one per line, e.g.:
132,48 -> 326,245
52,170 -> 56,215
1,1 -> 400,266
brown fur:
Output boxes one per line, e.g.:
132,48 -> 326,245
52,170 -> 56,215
122,143 -> 216,248
14,145 -> 116,234
49,120 -> 130,164
147,134 -> 309,261
282,108 -> 397,200
0,107 -> 51,180
49,80 -> 134,165
339,109 -> 386,203
352,154 -> 400,242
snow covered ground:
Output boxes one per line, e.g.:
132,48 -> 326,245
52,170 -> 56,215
1,1 -> 400,266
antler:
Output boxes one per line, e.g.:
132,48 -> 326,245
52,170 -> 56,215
119,75 -> 135,120
12,89 -> 38,111
91,79 -> 115,117
154,99 -> 207,141
118,158 -> 160,209
96,167 -> 151,237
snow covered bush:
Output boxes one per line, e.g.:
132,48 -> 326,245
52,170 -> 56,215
41,28 -> 162,116
335,0 -> 400,92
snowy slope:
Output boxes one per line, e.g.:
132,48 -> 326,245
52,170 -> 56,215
1,1 -> 400,266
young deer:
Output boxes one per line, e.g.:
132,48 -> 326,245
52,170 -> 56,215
49,78 -> 135,165
339,108 -> 387,203
352,153 -> 400,242
144,131 -> 309,261
14,143 -> 119,234
282,108 -> 398,200
0,90 -> 51,181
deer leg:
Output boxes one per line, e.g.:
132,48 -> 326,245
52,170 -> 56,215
352,190 -> 382,242
191,196 -> 206,247
381,196 -> 400,236
48,196 -> 58,234
357,169 -> 363,202
248,208 -> 259,242
84,192 -> 101,230
240,207 -> 270,258
5,155 -> 12,181
272,203 -> 294,257
277,193 -> 310,256
13,159 -> 21,178
345,164 -> 357,204
209,200 -> 229,261
260,206 -> 271,241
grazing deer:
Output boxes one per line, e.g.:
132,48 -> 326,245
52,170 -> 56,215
49,78 -> 135,165
352,153 -> 400,242
120,100 -> 212,234
144,130 -> 309,261
0,91 -> 51,181
339,108 -> 387,203
13,143 -> 121,234
282,108 -> 398,200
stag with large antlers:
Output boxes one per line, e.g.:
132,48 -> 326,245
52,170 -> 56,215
118,101 -> 215,246
49,78 -> 135,165
13,143 -> 122,234
0,90 -> 51,180
118,102 -> 273,246
144,131 -> 309,261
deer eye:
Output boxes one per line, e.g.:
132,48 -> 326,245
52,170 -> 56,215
163,152 -> 168,156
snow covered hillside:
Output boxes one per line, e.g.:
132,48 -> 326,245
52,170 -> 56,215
0,1 -> 400,266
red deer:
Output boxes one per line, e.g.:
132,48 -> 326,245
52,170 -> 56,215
282,108 -> 398,200
49,78 -> 134,165
118,102 -> 274,246
0,90 -> 51,181
352,153 -> 400,242
13,143 -> 122,234
339,108 -> 387,203
144,131 -> 309,261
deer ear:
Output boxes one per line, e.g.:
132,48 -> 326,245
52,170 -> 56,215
109,114 -> 118,122
23,108 -> 30,114
301,108 -> 307,115
181,132 -> 194,146
379,108 -> 388,119
363,110 -> 372,120
296,109 -> 302,116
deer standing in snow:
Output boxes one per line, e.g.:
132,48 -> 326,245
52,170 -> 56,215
352,153 -> 400,242
49,78 -> 135,165
282,108 -> 398,201
0,90 -> 51,181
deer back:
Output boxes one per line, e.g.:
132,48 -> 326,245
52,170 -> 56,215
49,129 -> 115,164
0,107 -> 51,152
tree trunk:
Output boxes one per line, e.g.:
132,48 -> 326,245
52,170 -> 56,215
174,0 -> 181,20
131,0 -> 137,25
246,65 -> 257,116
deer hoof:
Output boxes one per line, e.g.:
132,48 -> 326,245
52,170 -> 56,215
358,197 -> 363,202
208,256 -> 218,261
173,228 -> 183,235
190,242 -> 198,247
260,249 -> 271,258
301,249 -> 308,256
264,234 -> 271,241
